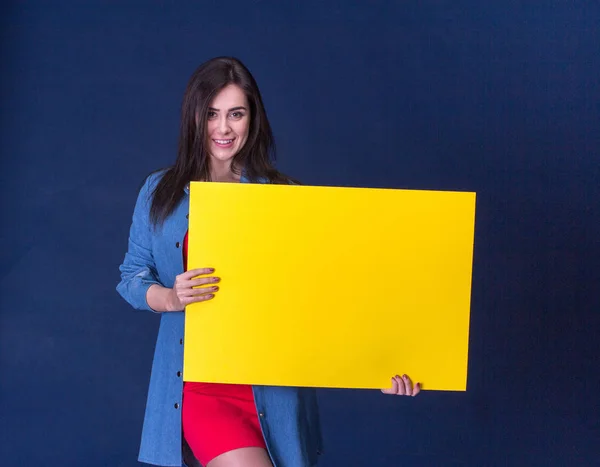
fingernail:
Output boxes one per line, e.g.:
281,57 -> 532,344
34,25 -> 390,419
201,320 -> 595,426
212,286 -> 219,292
213,277 -> 220,282
208,268 -> 215,272
403,375 -> 408,379
207,294 -> 214,299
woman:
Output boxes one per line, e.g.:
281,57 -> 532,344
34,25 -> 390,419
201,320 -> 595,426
117,56 -> 421,467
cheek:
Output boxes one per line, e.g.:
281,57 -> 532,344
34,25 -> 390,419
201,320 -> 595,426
206,121 -> 217,135
236,121 -> 250,140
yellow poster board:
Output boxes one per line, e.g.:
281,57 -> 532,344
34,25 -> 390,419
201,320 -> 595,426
184,182 -> 476,391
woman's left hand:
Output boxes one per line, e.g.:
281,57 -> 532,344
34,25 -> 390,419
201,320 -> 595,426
381,374 -> 421,396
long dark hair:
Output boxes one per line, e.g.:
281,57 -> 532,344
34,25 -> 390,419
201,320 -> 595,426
149,56 -> 296,226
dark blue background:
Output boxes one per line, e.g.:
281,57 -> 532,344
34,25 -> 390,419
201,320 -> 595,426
1,1 -> 598,465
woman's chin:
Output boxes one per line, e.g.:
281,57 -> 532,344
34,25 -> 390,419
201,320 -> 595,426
209,152 -> 236,164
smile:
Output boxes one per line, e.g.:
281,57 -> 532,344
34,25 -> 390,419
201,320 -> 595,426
213,139 -> 234,144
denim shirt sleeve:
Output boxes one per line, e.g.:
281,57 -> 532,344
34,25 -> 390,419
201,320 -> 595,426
116,175 -> 162,311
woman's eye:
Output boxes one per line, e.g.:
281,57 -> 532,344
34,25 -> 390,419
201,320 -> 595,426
207,111 -> 217,119
230,112 -> 244,119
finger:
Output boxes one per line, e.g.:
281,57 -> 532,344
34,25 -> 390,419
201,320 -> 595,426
412,382 -> 421,397
396,375 -> 406,395
180,268 -> 215,279
402,374 -> 413,396
182,285 -> 219,298
175,277 -> 219,295
188,276 -> 220,288
381,377 -> 398,395
182,293 -> 215,305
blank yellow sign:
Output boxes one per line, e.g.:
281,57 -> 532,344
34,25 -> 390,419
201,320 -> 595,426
184,182 -> 476,391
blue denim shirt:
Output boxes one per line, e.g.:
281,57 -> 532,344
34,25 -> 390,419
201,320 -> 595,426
116,171 -> 323,467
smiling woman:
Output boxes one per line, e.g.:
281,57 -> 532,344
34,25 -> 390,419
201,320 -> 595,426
116,56 -> 420,467
148,57 -> 296,228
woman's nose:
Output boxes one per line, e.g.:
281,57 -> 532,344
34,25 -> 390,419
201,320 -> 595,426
218,116 -> 231,133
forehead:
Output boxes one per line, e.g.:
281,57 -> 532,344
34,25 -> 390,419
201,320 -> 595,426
209,84 -> 248,108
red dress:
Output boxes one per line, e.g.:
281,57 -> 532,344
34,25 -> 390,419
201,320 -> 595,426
181,231 -> 267,465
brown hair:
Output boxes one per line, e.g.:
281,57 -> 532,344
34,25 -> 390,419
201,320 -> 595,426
150,56 -> 296,225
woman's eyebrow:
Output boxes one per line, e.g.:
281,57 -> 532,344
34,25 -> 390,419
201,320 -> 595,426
208,106 -> 248,112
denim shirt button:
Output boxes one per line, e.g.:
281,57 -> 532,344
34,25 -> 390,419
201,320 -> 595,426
259,412 -> 265,418
174,403 -> 179,409
176,242 -> 180,248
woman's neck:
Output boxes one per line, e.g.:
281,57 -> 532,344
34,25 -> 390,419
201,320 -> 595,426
209,161 -> 241,183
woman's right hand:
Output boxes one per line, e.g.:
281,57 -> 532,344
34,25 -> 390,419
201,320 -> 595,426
166,268 -> 220,311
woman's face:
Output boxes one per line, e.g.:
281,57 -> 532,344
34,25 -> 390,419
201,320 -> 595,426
205,84 -> 250,165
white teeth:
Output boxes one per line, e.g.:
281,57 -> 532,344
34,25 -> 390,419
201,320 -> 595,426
215,139 -> 233,144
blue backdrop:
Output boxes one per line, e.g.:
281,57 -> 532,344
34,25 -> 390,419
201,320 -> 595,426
1,1 -> 598,465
